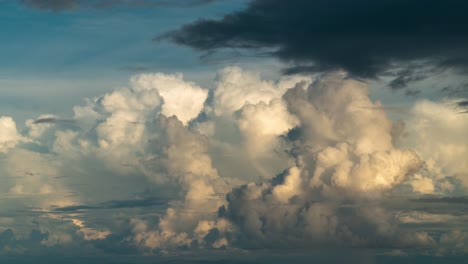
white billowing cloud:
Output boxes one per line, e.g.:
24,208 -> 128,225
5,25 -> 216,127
130,73 -> 208,125
66,72 -> 210,177
404,99 -> 468,189
0,116 -> 22,153
3,149 -> 76,207
284,72 -> 394,154
410,174 -> 435,194
96,81 -> 162,147
193,67 -> 310,182
108,69 -> 310,250
237,99 -> 298,156
208,72 -> 427,248
147,115 -> 219,182
283,72 -> 422,195
235,99 -> 299,178
0,68 -> 465,255
67,75 -> 163,175
212,66 -> 311,115
311,144 -> 420,194
25,114 -> 57,139
130,116 -> 230,250
271,166 -> 302,203
0,72 -> 213,252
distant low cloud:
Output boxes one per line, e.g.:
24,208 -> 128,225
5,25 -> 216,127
161,0 -> 468,80
411,196 -> 468,204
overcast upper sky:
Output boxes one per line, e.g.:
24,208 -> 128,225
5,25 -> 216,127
0,0 -> 467,263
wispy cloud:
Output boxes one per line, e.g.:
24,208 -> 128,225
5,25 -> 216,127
19,0 -> 219,11
53,196 -> 168,212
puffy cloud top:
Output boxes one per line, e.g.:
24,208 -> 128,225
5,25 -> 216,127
0,67 -> 465,256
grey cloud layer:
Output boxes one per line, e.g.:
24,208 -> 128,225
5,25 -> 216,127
162,0 -> 468,80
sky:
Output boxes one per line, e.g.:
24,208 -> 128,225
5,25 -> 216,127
0,0 -> 467,263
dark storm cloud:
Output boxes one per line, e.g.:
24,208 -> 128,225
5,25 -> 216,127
457,100 -> 468,107
32,117 -> 74,124
456,99 -> 468,113
386,64 -> 443,90
20,0 -> 218,11
161,0 -> 468,78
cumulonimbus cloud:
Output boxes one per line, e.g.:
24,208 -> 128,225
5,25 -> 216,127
0,67 -> 466,255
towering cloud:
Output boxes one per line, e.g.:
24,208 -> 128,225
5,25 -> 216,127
213,72 -> 428,249
0,67 -> 465,255
125,72 -> 435,251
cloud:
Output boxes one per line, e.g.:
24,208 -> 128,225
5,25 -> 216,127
192,66 -> 310,181
128,115 -> 231,250
0,67 -> 466,256
396,212 -> 457,224
237,99 -> 298,159
410,196 -> 468,204
53,196 -> 168,212
410,174 -> 435,194
402,99 -> 468,189
31,117 -> 74,125
121,72 -> 441,252
0,116 -> 22,153
0,72 -> 216,254
386,64 -> 444,90
439,230 -> 468,254
130,73 -> 208,125
457,100 -> 468,107
210,73 -> 429,249
161,0 -> 468,78
210,67 -> 311,116
72,219 -> 111,241
19,0 -> 219,11
0,228 -> 50,254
